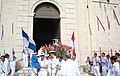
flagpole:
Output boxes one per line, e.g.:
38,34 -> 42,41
104,31 -> 115,51
87,0 -> 92,57
0,0 -> 3,25
12,22 -> 14,53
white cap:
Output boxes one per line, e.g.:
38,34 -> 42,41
49,50 -> 56,53
45,54 -> 49,57
31,52 -> 37,55
37,52 -> 44,56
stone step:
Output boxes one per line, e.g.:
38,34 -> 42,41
12,66 -> 93,76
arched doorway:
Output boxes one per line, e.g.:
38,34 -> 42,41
33,2 -> 60,51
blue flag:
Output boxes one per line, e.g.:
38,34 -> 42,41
22,28 -> 36,52
12,22 -> 14,34
1,25 -> 4,40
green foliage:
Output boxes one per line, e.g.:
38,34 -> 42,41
59,48 -> 67,57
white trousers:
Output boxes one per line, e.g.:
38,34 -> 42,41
107,69 -> 111,76
48,69 -> 56,76
0,73 -> 8,76
31,68 -> 38,76
102,66 -> 107,76
93,66 -> 100,76
10,61 -> 16,75
23,54 -> 28,67
38,70 -> 47,76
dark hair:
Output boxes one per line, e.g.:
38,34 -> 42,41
102,52 -> 105,56
110,56 -> 117,61
60,57 -> 63,59
106,55 -> 110,57
1,55 -> 5,58
64,55 -> 71,59
94,53 -> 97,56
5,53 -> 9,58
115,53 -> 120,56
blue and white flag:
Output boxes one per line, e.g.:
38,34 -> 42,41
12,22 -> 14,34
22,29 -> 36,52
1,24 -> 4,40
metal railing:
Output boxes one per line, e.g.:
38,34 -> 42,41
10,68 -> 32,76
9,58 -> 31,76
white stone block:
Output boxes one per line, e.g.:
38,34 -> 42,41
23,5 -> 29,11
65,23 -> 75,29
66,3 -> 75,9
17,10 -> 29,15
17,16 -> 28,22
66,13 -> 75,18
18,5 -> 24,11
66,18 -> 75,24
17,22 -> 28,27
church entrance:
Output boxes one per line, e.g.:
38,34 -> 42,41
33,2 -> 60,51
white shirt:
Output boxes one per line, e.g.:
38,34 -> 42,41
93,57 -> 100,66
9,54 -> 16,62
38,59 -> 48,71
111,62 -> 120,76
5,58 -> 11,75
0,60 -> 9,75
50,57 -> 59,70
0,61 -> 2,74
101,57 -> 108,66
73,60 -> 80,76
60,59 -> 76,76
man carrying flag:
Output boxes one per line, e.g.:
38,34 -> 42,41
30,54 -> 40,76
22,29 -> 39,75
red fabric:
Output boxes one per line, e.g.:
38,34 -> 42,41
71,32 -> 75,43
96,16 -> 105,31
113,10 -> 120,26
71,32 -> 76,57
97,19 -> 99,31
72,48 -> 76,57
107,15 -> 110,30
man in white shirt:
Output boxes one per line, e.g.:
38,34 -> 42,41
115,53 -> 120,76
0,55 -> 9,76
9,51 -> 16,75
101,53 -> 108,76
60,55 -> 77,76
106,55 -> 112,76
110,56 -> 120,76
72,55 -> 80,76
92,53 -> 100,76
23,47 -> 29,67
5,53 -> 11,75
49,51 -> 59,76
38,52 -> 48,76
57,56 -> 65,76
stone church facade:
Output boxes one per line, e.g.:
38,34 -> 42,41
0,0 -> 120,64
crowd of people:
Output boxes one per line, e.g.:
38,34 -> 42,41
22,41 -> 80,76
0,51 -> 16,76
30,49 -> 80,76
86,52 -> 120,76
1,41 -> 120,76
